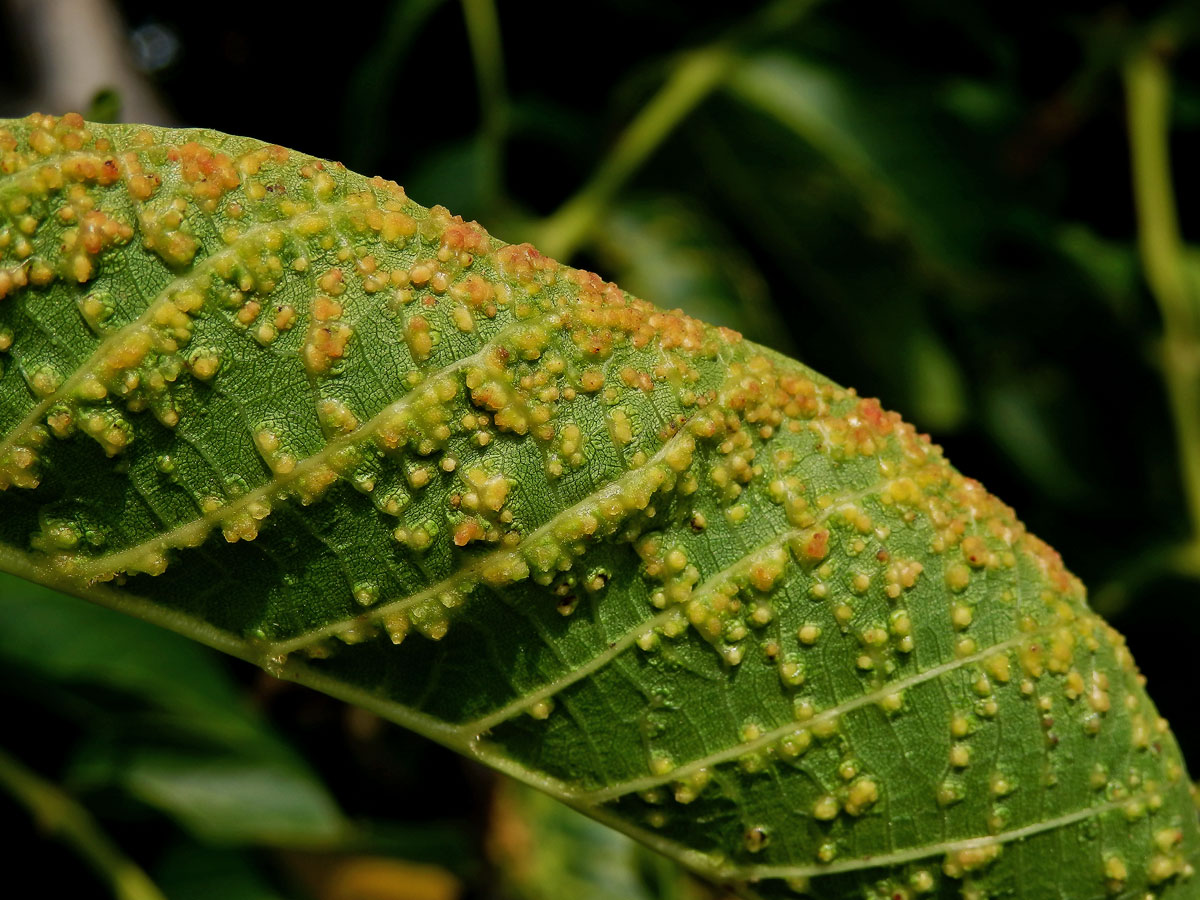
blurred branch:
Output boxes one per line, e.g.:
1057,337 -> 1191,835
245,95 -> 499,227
1124,39 -> 1200,567
5,0 -> 170,123
532,45 -> 734,261
1003,10 -> 1131,177
460,0 -> 509,213
531,0 -> 822,261
0,747 -> 167,900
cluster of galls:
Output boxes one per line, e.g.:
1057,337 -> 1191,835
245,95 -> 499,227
1,116 -> 1196,898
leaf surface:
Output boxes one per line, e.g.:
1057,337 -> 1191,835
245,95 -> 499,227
0,113 -> 1195,898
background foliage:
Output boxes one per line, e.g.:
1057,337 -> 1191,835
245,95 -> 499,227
1,0 -> 1199,897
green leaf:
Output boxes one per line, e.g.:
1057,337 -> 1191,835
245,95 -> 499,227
118,751 -> 345,846
0,113 -> 1195,897
0,573 -> 348,845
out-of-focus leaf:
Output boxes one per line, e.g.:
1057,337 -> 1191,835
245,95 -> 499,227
981,382 -> 1088,502
341,0 -> 448,173
340,818 -> 475,874
726,53 -> 991,270
121,752 -> 346,846
0,573 -> 347,845
405,137 -> 490,227
0,572 -> 251,725
593,198 -> 791,348
939,79 -> 1018,130
86,88 -> 122,126
904,329 -> 967,432
155,844 -> 288,900
1057,224 -> 1140,321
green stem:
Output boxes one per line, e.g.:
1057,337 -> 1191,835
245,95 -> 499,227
1124,42 -> 1200,560
461,0 -> 509,212
533,45 -> 736,261
532,0 -> 820,260
0,747 -> 167,900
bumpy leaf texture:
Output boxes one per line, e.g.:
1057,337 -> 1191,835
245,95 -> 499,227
0,114 -> 1195,899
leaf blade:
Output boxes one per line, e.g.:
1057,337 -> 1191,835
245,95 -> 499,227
0,114 -> 1195,898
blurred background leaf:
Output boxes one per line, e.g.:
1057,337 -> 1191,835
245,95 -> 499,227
0,574 -> 348,846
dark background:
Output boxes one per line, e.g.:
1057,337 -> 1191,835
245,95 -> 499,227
1,1 -> 1199,898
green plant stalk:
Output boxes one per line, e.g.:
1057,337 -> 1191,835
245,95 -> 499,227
533,0 -> 820,260
0,748 -> 167,900
461,0 -> 509,212
533,45 -> 736,261
1124,44 -> 1200,564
